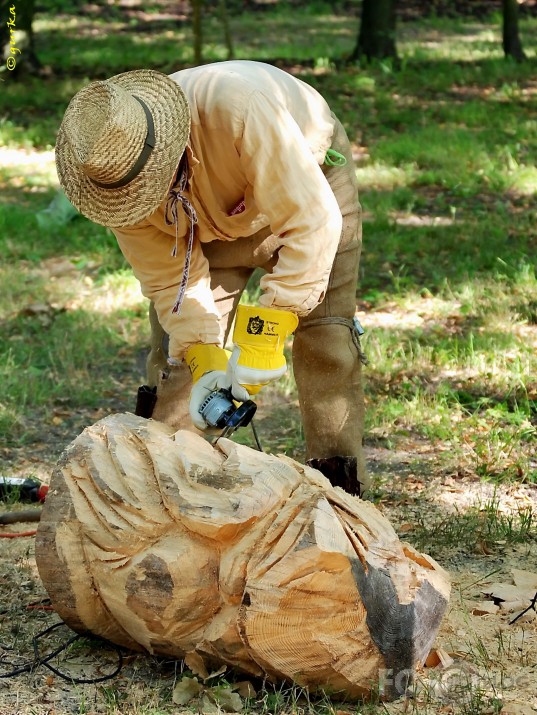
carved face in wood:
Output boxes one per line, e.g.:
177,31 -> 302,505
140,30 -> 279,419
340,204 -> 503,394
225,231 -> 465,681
36,413 -> 450,700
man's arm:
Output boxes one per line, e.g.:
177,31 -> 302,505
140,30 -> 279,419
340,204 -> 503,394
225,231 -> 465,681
240,89 -> 342,316
112,222 -> 221,359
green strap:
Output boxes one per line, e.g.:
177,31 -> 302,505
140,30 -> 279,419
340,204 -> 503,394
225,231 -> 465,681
324,148 -> 347,167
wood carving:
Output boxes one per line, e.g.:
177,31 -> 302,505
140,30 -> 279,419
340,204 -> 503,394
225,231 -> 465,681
35,413 -> 450,700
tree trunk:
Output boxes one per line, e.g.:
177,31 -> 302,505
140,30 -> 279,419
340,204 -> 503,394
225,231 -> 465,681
502,0 -> 526,61
192,0 -> 203,65
219,0 -> 234,60
349,0 -> 398,64
35,413 -> 450,701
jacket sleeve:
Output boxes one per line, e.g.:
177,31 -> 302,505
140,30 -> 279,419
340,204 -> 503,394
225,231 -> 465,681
240,90 -> 342,316
112,223 -> 221,359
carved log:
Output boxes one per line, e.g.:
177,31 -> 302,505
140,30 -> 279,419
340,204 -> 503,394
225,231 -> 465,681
35,413 -> 450,700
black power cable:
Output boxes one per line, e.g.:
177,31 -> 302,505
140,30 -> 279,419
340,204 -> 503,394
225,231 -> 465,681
0,622 -> 123,684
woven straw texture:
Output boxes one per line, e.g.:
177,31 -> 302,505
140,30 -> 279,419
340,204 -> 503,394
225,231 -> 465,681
55,69 -> 190,228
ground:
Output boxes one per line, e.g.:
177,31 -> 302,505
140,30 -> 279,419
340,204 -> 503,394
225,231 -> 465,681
1,403 -> 536,715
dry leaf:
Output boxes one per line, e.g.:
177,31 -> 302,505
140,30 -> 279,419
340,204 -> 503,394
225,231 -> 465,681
200,693 -> 220,714
500,703 -> 536,715
472,601 -> 499,616
184,650 -> 209,680
399,523 -> 414,533
511,569 -> 537,591
233,681 -> 256,698
213,688 -> 243,712
499,600 -> 529,613
172,676 -> 203,706
482,583 -> 534,603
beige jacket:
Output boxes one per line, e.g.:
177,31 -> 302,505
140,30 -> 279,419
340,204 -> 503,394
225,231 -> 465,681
113,60 -> 342,359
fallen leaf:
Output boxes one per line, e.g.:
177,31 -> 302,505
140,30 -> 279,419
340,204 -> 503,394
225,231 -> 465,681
213,687 -> 243,712
499,600 -> 529,613
233,681 -> 256,698
500,703 -> 536,715
399,523 -> 414,533
172,676 -> 202,706
482,583 -> 535,603
200,693 -> 220,714
472,601 -> 499,616
511,569 -> 537,591
184,651 -> 209,680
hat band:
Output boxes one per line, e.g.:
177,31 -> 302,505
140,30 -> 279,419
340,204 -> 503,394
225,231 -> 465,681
90,96 -> 156,190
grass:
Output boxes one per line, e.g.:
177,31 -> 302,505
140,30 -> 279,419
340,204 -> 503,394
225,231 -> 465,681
1,3 -> 537,714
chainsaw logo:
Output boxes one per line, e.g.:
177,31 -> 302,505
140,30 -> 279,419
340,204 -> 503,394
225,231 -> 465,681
246,316 -> 264,335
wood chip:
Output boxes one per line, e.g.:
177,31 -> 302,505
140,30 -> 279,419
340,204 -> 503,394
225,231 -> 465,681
424,647 -> 454,669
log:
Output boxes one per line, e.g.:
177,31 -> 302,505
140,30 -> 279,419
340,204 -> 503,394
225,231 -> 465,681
35,413 -> 450,701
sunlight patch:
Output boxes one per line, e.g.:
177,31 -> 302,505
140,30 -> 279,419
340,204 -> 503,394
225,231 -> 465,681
355,162 -> 417,191
0,147 -> 58,188
507,165 -> 537,196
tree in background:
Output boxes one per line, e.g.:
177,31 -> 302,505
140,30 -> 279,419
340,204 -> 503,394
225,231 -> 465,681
502,0 -> 526,61
348,0 -> 398,64
191,0 -> 234,66
192,0 -> 204,65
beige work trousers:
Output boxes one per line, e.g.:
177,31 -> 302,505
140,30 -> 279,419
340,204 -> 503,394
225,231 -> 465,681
149,118 -> 366,487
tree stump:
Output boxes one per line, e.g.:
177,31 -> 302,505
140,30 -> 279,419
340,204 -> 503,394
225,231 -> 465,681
35,413 -> 450,700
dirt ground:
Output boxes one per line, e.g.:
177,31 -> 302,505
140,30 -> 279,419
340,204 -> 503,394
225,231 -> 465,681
1,402 -> 536,715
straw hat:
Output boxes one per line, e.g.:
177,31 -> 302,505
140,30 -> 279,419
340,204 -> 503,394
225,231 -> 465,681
55,69 -> 190,228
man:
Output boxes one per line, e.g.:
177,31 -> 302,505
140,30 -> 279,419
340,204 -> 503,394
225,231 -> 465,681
55,60 -> 368,496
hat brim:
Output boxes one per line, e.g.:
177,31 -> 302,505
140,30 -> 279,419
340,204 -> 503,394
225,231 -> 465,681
55,69 -> 190,228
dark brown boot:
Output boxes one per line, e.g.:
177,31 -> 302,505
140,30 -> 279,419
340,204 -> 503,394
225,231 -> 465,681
134,385 -> 157,418
307,456 -> 363,497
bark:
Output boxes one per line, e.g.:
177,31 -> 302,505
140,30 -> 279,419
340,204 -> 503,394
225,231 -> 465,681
35,413 -> 450,701
502,0 -> 526,61
349,0 -> 399,64
219,0 -> 234,60
192,0 -> 203,65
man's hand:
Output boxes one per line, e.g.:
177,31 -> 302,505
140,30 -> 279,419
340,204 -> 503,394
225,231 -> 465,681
185,344 -> 229,429
226,305 -> 298,402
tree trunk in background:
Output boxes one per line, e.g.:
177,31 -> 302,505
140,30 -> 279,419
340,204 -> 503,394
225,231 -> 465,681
349,0 -> 398,63
219,0 -> 234,60
502,0 -> 526,61
0,0 -> 40,78
192,0 -> 204,65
